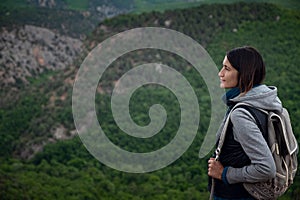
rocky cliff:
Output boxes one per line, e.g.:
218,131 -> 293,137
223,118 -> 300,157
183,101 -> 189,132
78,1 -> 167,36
0,25 -> 83,87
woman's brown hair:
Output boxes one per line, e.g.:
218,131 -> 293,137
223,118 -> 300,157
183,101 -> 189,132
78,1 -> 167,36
226,46 -> 266,94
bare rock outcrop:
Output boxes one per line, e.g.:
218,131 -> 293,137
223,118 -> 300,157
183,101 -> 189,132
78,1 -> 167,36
0,25 -> 83,87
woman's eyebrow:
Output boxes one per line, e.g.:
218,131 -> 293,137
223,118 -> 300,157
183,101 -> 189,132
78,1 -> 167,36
223,64 -> 229,68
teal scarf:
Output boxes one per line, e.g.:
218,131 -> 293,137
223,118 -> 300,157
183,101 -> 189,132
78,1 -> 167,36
223,84 -> 261,109
222,87 -> 240,108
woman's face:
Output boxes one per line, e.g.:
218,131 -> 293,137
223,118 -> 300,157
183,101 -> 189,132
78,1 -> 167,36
218,56 -> 239,89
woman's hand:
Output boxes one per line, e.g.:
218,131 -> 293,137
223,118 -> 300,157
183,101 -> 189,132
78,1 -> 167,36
208,158 -> 224,180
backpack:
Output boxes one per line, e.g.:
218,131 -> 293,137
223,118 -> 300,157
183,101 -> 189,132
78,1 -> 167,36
215,103 -> 298,200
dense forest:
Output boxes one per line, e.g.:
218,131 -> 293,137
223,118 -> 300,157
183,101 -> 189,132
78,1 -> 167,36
0,1 -> 300,199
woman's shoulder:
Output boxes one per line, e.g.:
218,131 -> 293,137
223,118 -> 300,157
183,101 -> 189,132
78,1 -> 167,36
230,106 -> 257,124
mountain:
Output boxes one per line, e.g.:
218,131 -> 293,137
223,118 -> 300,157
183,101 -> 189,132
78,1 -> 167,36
0,0 -> 132,38
0,1 -> 300,199
0,0 -> 209,89
1,0 -> 299,89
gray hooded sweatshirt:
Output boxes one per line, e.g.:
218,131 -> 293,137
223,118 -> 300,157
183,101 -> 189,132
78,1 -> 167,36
221,85 -> 282,184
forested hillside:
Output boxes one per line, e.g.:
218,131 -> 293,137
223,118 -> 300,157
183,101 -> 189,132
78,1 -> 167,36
1,0 -> 299,38
0,2 -> 300,199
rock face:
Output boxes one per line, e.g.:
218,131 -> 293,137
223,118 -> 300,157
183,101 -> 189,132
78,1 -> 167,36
37,0 -> 57,8
0,25 -> 83,86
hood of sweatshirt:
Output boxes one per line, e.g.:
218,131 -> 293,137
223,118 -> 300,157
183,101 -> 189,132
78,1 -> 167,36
225,85 -> 283,112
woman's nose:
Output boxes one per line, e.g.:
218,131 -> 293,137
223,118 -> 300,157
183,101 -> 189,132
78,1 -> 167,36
218,68 -> 224,77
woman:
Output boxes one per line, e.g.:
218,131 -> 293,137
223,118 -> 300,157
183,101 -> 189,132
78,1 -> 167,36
208,46 -> 282,199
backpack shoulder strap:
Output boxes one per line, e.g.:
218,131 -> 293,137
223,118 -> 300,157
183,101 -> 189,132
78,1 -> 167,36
234,104 -> 268,141
215,103 -> 267,160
